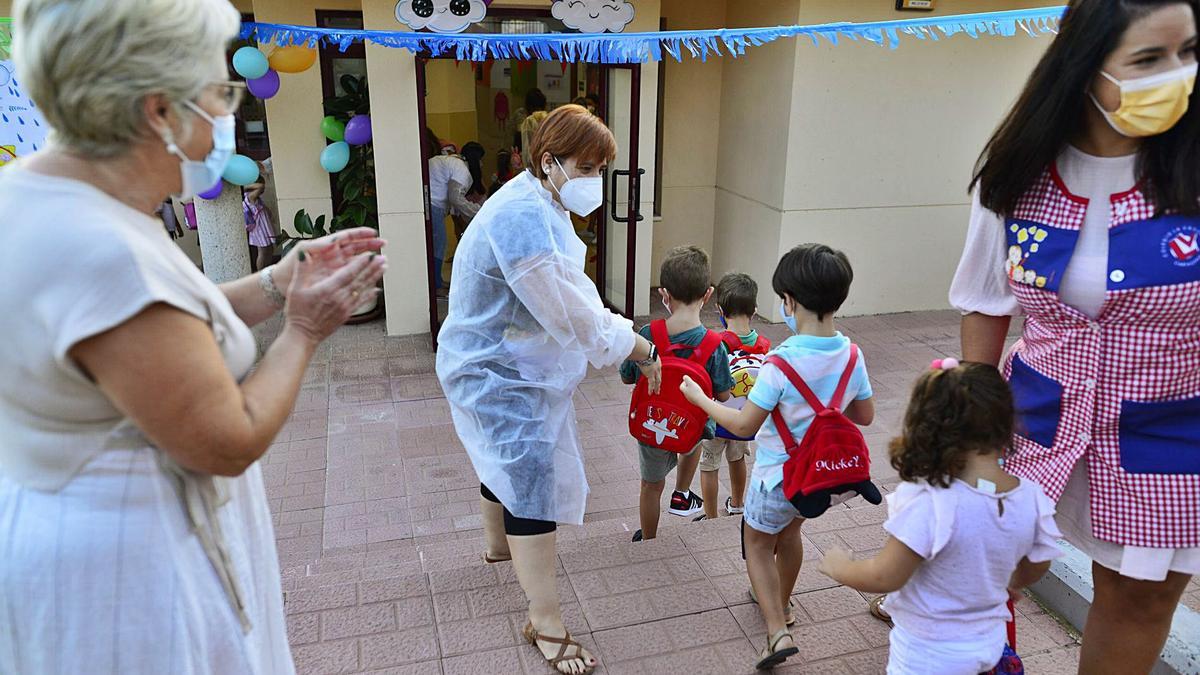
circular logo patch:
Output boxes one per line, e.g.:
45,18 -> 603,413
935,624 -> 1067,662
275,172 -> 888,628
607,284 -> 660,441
1162,226 -> 1200,267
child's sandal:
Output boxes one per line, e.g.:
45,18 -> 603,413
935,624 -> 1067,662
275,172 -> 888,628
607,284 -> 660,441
523,621 -> 596,675
869,595 -> 893,625
481,551 -> 512,564
755,628 -> 799,670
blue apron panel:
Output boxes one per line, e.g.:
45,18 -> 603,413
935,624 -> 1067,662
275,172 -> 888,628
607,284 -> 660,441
1118,395 -> 1200,475
1009,354 -> 1063,449
1109,215 -> 1200,290
1005,218 -> 1080,294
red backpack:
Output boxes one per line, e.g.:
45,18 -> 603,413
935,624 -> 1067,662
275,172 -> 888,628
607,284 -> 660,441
628,320 -> 724,453
766,346 -> 882,518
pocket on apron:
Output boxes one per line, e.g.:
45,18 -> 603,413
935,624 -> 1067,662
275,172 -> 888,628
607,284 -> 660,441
1009,354 -> 1063,449
1118,394 -> 1200,474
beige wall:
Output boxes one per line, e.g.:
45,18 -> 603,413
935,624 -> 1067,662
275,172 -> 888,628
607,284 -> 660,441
423,59 -> 478,150
703,0 -> 1060,320
655,0 -> 725,286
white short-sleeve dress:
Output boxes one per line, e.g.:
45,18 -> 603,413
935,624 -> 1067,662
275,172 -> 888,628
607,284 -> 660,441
0,166 -> 294,674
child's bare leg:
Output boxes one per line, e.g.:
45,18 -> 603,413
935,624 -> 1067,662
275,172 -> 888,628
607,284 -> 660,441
745,525 -> 791,638
673,446 -> 701,495
639,479 -> 665,539
728,456 -> 748,510
700,469 -> 720,519
775,518 -> 805,607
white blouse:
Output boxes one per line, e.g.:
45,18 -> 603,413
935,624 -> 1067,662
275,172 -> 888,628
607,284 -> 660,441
949,145 -> 1137,319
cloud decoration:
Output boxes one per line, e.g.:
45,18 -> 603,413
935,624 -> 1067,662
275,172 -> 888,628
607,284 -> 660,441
552,0 -> 635,34
396,0 -> 488,34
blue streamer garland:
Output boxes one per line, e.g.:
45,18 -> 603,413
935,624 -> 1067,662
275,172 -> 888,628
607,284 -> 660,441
240,6 -> 1066,64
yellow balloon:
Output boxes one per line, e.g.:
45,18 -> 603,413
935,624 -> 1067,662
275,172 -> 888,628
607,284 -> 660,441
268,45 -> 317,74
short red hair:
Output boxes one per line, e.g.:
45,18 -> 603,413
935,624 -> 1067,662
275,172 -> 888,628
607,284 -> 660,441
529,104 -> 618,179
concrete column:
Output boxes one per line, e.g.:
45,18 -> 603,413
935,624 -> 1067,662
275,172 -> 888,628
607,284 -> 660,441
194,182 -> 251,284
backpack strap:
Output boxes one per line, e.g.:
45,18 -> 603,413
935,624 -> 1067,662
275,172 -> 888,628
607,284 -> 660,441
827,345 -> 859,410
765,355 -> 827,413
752,334 -> 771,354
690,330 -> 724,367
649,320 -> 672,354
720,331 -> 743,353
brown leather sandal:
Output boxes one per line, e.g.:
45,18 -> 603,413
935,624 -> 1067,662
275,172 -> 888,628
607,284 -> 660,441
523,622 -> 596,675
748,587 -> 797,626
481,551 -> 511,564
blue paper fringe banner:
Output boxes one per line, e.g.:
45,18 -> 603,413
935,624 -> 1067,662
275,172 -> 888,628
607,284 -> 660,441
240,6 -> 1065,64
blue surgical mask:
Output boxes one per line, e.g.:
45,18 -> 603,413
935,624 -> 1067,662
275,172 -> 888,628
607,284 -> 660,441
164,100 -> 236,200
781,300 -> 797,333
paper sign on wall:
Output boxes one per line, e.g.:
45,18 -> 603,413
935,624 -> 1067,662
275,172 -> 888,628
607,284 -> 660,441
0,61 -> 50,167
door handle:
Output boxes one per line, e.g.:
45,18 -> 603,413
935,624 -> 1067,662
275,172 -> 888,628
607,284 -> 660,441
610,168 -> 646,224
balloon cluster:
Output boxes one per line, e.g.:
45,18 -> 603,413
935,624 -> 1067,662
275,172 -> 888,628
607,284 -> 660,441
197,154 -> 261,200
319,114 -> 372,173
231,43 -> 318,101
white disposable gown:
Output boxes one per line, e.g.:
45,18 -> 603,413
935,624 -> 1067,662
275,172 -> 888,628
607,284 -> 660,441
435,170 -> 635,524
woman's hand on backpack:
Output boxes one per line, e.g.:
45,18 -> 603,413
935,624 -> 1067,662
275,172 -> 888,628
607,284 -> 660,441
639,359 -> 662,395
679,375 -> 705,405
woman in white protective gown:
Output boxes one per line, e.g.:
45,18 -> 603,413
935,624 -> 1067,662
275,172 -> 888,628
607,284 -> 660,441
436,105 -> 662,675
0,1 -> 387,672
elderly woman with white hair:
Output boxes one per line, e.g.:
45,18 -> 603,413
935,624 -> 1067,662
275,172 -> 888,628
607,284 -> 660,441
0,1 -> 387,672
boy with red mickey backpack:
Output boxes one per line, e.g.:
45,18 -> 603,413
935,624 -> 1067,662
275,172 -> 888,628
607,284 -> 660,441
681,244 -> 877,671
698,272 -> 772,520
621,246 -> 734,542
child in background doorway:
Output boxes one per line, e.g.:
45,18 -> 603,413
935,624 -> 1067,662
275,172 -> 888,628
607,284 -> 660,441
681,243 -> 875,670
698,272 -> 770,520
620,246 -> 733,540
818,361 -> 1062,675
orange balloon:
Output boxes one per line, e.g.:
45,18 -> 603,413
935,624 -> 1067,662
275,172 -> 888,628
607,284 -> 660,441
268,45 -> 317,74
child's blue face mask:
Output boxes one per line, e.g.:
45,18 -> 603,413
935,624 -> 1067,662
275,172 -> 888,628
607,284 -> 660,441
781,300 -> 797,333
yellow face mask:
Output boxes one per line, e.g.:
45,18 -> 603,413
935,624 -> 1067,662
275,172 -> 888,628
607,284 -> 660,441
1091,63 -> 1198,137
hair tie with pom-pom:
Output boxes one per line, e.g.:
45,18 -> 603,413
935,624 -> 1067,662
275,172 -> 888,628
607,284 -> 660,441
930,358 -> 960,371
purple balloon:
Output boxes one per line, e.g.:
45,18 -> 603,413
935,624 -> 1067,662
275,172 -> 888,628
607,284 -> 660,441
198,180 -> 223,200
344,115 -> 373,146
247,69 -> 281,99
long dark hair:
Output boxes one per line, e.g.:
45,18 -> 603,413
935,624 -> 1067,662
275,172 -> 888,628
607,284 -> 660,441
972,0 -> 1200,216
461,141 -> 486,197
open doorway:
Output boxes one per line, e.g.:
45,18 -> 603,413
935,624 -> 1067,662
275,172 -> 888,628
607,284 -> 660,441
417,11 -> 645,343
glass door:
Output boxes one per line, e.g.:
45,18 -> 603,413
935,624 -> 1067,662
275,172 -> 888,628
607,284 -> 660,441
601,63 -> 643,318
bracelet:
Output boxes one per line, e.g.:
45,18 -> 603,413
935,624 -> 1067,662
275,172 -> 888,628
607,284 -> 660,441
635,344 -> 658,368
259,265 -> 286,309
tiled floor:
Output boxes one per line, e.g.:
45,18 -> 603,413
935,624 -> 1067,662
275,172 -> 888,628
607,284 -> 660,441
256,306 -> 1099,674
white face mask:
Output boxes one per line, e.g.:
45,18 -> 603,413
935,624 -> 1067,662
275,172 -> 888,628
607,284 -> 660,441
547,156 -> 603,217
162,100 -> 236,200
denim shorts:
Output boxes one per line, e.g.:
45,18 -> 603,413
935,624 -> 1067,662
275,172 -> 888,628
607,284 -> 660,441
743,482 -> 803,535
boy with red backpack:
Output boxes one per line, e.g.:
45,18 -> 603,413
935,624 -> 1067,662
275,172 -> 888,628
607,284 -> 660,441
698,272 -> 771,521
681,244 -> 877,671
621,246 -> 734,542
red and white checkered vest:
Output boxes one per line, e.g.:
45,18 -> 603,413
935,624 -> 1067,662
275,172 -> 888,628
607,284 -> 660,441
1002,165 -> 1200,548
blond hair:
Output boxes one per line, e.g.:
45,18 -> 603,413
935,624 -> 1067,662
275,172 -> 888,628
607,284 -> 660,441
13,0 -> 240,157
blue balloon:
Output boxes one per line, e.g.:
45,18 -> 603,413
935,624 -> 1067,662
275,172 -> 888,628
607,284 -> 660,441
320,141 -> 350,173
222,154 -> 260,186
232,47 -> 269,80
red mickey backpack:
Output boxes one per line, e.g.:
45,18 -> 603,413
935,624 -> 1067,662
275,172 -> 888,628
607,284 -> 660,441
628,320 -> 724,453
766,346 -> 882,518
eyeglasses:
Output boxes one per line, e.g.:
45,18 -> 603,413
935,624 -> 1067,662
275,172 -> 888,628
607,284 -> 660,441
207,80 -> 247,115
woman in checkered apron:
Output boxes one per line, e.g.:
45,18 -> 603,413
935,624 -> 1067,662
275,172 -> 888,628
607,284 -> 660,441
947,1 -> 1200,672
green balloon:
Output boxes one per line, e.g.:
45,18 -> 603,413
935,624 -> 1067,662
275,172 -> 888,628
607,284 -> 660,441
321,116 -> 345,142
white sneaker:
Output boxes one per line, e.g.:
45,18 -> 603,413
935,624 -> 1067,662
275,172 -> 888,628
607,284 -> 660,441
725,496 -> 744,515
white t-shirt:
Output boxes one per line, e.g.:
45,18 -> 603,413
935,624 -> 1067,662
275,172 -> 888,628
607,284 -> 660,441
883,478 -> 1063,642
949,145 -> 1137,319
428,154 -> 473,210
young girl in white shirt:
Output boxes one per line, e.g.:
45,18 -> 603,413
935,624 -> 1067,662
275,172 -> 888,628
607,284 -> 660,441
819,360 -> 1063,675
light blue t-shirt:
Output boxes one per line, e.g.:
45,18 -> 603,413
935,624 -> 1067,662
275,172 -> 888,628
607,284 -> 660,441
746,332 -> 873,490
